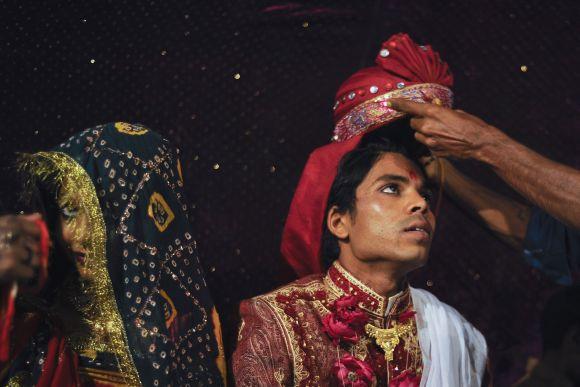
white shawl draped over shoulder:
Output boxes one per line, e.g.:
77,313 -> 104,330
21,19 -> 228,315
410,287 -> 487,387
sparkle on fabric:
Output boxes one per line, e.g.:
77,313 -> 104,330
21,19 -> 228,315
333,83 -> 453,142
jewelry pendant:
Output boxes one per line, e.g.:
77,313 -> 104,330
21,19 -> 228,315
365,321 -> 413,361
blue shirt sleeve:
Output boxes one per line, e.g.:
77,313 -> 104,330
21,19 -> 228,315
523,207 -> 580,285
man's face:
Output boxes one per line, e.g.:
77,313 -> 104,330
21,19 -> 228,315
338,153 -> 435,270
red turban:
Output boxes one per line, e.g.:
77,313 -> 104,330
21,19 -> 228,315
281,33 -> 454,277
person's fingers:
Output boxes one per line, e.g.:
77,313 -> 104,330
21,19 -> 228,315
414,132 -> 435,147
18,218 -> 41,239
9,263 -> 35,280
0,251 -> 35,281
430,149 -> 452,158
23,234 -> 41,257
22,213 -> 42,221
0,215 -> 41,243
409,117 -> 427,132
5,245 -> 33,264
26,233 -> 41,251
388,98 -> 438,117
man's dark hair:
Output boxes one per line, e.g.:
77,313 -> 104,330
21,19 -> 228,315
320,119 -> 429,269
541,284 -> 580,353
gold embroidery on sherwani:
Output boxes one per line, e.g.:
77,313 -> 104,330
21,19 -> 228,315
326,261 -> 423,383
352,336 -> 371,361
263,296 -> 308,385
273,369 -> 285,385
326,261 -> 389,316
261,279 -> 326,386
233,264 -> 422,386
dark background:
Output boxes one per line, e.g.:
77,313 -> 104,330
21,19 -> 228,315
1,0 -> 578,384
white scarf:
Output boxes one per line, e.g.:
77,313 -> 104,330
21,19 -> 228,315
410,287 -> 487,387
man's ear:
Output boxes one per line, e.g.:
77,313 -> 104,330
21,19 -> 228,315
327,206 -> 350,240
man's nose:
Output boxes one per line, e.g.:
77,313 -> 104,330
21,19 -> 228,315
408,192 -> 429,214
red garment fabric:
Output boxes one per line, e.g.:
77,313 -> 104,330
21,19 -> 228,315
333,33 -> 453,123
281,135 -> 362,276
0,285 -> 17,362
36,332 -> 82,387
32,218 -> 50,292
1,314 -> 81,386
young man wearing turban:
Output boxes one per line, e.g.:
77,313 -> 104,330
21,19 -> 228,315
232,34 -> 487,386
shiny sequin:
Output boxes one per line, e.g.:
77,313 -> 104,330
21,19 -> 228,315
333,83 -> 453,141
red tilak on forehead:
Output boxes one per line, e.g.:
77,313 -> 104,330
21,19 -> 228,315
409,170 -> 418,182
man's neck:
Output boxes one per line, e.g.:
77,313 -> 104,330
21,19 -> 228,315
337,257 -> 406,299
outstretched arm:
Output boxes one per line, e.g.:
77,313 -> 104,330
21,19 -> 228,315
424,158 -> 530,250
390,98 -> 580,230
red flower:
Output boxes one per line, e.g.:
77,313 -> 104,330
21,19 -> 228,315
389,370 -> 420,387
322,295 -> 368,345
334,295 -> 359,309
332,354 -> 376,387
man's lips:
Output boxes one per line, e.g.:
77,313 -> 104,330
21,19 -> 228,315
402,219 -> 433,239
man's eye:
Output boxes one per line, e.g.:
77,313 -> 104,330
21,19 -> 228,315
422,190 -> 434,203
61,207 -> 79,220
380,184 -> 399,194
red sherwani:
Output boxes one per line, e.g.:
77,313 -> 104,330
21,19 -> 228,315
233,262 -> 423,386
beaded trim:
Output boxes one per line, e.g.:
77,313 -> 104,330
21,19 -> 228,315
333,83 -> 453,142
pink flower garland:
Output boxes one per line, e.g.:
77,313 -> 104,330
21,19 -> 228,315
323,295 -> 377,387
322,295 -> 369,345
332,354 -> 376,387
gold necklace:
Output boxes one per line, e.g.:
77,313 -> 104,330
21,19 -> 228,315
365,320 -> 413,361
